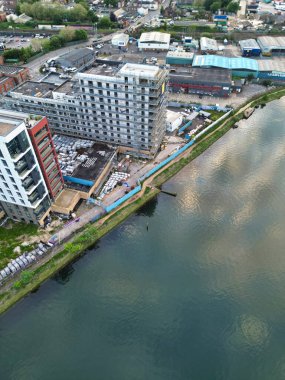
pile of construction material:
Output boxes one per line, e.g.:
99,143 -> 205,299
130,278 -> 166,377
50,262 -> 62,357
99,171 -> 130,199
52,135 -> 95,176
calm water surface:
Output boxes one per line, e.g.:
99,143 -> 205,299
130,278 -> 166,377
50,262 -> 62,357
1,99 -> 285,380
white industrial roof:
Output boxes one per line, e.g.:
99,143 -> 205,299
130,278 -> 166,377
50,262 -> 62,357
111,33 -> 129,44
139,32 -> 170,45
200,37 -> 219,51
239,39 -> 260,50
119,63 -> 160,78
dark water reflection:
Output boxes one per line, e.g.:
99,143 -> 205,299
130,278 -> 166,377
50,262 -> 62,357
1,99 -> 285,380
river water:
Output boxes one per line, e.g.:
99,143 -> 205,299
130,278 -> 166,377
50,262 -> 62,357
1,99 -> 285,380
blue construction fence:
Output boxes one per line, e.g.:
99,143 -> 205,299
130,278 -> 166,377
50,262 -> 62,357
139,139 -> 196,183
105,185 -> 142,213
178,120 -> 192,134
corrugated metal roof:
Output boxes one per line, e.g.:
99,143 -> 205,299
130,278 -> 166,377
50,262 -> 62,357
192,55 -> 259,71
239,39 -> 260,50
257,36 -> 285,50
258,59 -> 285,72
200,37 -> 219,51
166,51 -> 194,59
139,32 -> 170,44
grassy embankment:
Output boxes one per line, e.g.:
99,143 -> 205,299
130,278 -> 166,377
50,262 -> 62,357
0,222 -> 39,268
1,86 -> 285,314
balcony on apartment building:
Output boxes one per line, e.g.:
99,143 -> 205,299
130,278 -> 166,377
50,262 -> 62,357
7,131 -> 30,161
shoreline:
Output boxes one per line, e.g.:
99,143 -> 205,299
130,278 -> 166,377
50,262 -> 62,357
1,87 -> 285,315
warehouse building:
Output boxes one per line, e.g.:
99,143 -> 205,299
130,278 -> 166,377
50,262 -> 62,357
166,51 -> 194,65
168,67 -> 232,97
54,48 -> 95,71
258,59 -> 285,81
257,36 -> 285,56
192,55 -> 259,78
239,39 -> 261,57
138,32 -> 170,51
200,37 -> 219,53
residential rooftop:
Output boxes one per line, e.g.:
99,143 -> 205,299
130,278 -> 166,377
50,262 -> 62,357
11,80 -> 57,97
0,109 -> 43,137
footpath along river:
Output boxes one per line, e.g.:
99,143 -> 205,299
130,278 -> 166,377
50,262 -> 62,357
1,98 -> 285,380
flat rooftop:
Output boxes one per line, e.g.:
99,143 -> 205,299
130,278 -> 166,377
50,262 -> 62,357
72,142 -> 115,183
83,65 -> 120,77
119,63 -> 160,78
53,80 -> 75,95
39,72 -> 67,86
0,110 -> 26,137
0,110 -> 44,137
11,80 -> 57,97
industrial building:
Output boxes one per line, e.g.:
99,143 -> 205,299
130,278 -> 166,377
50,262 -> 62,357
192,55 -> 259,78
168,67 -> 232,97
0,65 -> 30,95
166,51 -> 194,65
0,110 -> 56,224
239,39 -> 261,57
257,36 -> 285,56
111,33 -> 129,47
257,59 -> 285,81
138,32 -> 170,51
200,37 -> 219,53
4,63 -> 168,158
54,48 -> 95,70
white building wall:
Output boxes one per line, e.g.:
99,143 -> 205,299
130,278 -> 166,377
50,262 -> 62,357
0,114 -> 50,222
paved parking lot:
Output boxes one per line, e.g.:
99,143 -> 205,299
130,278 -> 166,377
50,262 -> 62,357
0,36 -> 32,50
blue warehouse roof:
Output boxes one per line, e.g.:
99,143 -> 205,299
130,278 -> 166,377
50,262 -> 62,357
192,55 -> 259,71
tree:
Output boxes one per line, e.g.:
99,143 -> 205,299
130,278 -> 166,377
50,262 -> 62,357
98,16 -> 112,29
74,29 -> 88,41
160,5 -> 165,16
110,11 -> 117,23
59,27 -> 76,42
49,35 -> 64,50
210,1 -> 221,12
104,0 -> 118,7
226,1 -> 240,13
87,10 -> 98,23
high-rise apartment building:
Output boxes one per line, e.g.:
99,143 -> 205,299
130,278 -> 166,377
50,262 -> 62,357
0,110 -> 62,224
4,63 -> 168,158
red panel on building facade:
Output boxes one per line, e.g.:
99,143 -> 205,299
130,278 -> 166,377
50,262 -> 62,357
27,117 -> 64,199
